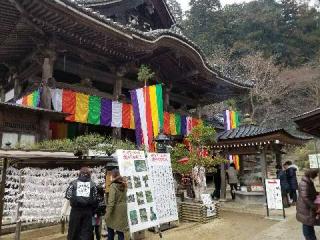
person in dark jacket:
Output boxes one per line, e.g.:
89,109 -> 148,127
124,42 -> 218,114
297,169 -> 319,240
212,165 -> 221,200
276,164 -> 290,207
65,167 -> 98,240
284,161 -> 298,204
92,186 -> 106,240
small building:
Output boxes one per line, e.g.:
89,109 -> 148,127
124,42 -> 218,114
294,108 -> 320,137
213,125 -> 309,203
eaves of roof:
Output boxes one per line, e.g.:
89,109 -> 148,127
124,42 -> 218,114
56,0 -> 253,89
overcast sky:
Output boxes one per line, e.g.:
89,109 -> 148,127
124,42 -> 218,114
176,0 -> 319,11
176,0 -> 253,11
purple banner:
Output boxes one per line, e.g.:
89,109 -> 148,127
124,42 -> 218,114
130,90 -> 142,146
101,98 -> 112,126
181,116 -> 187,136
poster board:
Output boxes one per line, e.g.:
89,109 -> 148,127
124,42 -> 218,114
309,154 -> 320,169
147,153 -> 179,224
265,179 -> 283,210
116,150 -> 159,233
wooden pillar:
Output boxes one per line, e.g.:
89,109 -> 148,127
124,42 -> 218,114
112,74 -> 123,140
39,117 -> 50,141
0,158 -> 8,235
260,148 -> 268,193
196,104 -> 202,119
0,87 -> 5,102
13,73 -> 21,99
164,85 -> 171,112
40,50 -> 56,109
220,162 -> 226,200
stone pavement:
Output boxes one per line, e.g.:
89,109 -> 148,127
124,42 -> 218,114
1,206 -> 320,240
252,207 -> 320,240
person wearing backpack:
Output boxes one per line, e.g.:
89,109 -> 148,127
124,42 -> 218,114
65,167 -> 98,240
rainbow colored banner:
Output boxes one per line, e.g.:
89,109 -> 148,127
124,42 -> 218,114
130,84 -> 164,150
16,88 -> 201,140
16,89 -> 40,108
224,110 -> 240,130
224,110 -> 240,170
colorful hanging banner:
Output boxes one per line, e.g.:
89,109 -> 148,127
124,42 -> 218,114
130,85 -> 164,150
224,110 -> 241,170
17,88 -> 201,142
16,89 -> 40,108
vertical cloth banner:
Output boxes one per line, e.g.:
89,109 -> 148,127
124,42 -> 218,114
130,85 -> 164,150
111,101 -> 123,128
224,110 -> 241,170
88,96 -> 101,125
122,103 -> 131,129
130,91 -> 142,146
149,85 -> 159,137
62,90 -> 76,122
50,88 -> 63,112
101,98 -> 112,126
75,93 -> 89,123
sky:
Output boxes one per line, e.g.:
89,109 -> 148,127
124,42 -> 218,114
176,0 -> 253,11
176,0 -> 319,11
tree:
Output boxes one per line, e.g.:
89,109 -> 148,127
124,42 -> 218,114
166,0 -> 183,25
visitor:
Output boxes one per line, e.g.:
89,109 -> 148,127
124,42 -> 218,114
226,163 -> 238,200
105,169 -> 129,240
296,169 -> 319,240
92,186 -> 106,240
212,165 -> 221,200
65,167 -> 98,240
284,161 -> 298,205
276,164 -> 290,208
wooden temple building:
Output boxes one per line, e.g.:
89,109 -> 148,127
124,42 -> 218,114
0,0 -> 251,146
294,108 -> 320,138
213,125 -> 309,203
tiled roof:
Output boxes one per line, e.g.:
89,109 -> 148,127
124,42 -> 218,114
58,0 -> 253,88
217,125 -> 310,141
293,108 -> 320,120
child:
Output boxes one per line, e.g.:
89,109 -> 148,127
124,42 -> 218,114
92,186 -> 106,240
314,195 -> 320,219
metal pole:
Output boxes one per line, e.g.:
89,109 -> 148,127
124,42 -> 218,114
0,158 -> 8,235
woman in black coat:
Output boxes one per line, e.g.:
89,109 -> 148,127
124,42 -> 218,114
284,161 -> 298,204
276,165 -> 290,207
296,169 -> 319,240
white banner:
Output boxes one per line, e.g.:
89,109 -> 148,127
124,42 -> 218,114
116,150 -> 159,233
309,154 -> 320,169
147,153 -> 178,224
265,179 -> 283,210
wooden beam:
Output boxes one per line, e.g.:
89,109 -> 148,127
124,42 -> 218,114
8,0 -> 45,36
174,70 -> 199,83
55,60 -> 198,106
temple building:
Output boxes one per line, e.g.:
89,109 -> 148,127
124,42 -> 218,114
0,0 -> 251,146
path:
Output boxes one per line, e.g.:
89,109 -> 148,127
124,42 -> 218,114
1,207 -> 319,239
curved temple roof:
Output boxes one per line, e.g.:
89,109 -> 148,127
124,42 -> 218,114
0,0 -> 251,108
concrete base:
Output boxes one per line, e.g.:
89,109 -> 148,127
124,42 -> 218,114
235,191 -> 265,205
